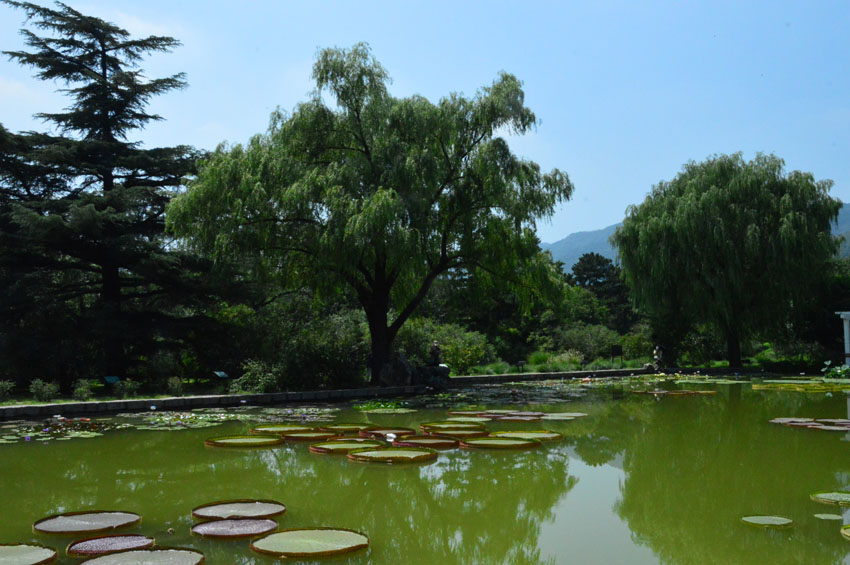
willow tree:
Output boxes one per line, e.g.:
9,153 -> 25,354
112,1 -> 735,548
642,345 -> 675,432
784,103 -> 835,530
612,153 -> 840,367
167,43 -> 573,383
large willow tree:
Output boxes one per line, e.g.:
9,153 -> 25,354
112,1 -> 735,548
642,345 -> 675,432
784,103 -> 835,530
612,153 -> 840,367
167,44 -> 573,383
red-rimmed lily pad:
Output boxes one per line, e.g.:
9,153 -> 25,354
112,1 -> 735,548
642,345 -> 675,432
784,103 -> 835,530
426,429 -> 489,439
541,412 -> 587,420
445,416 -> 492,423
359,427 -> 415,439
309,439 -> 384,454
491,430 -> 563,442
497,415 -> 542,422
447,410 -> 487,416
250,424 -> 313,434
768,417 -> 814,425
319,423 -> 372,434
460,437 -> 540,450
740,515 -> 793,529
79,547 -> 205,564
204,435 -> 283,448
191,499 -> 286,520
67,535 -> 154,557
392,435 -> 459,449
810,491 -> 850,506
816,419 -> 850,426
842,525 -> 850,541
0,543 -> 56,564
251,528 -> 368,558
420,421 -> 486,432
191,518 -> 277,539
347,446 -> 438,464
33,511 -> 141,534
281,431 -> 338,442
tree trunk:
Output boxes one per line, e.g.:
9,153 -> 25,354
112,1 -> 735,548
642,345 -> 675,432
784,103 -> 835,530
364,294 -> 390,386
102,261 -> 123,377
725,326 -> 742,369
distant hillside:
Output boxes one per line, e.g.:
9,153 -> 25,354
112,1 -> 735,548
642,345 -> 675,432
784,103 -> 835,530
545,202 -> 850,271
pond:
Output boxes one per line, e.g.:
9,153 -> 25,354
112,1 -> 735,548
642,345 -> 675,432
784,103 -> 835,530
1,378 -> 849,564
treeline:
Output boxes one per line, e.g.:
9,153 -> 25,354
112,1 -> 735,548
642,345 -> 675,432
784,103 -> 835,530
1,3 -> 847,398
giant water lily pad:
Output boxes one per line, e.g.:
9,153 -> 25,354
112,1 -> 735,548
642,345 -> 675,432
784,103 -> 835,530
842,525 -> 850,541
460,437 -> 540,450
67,535 -> 154,557
498,415 -> 542,422
33,511 -> 141,534
359,427 -> 415,439
282,431 -> 338,442
813,513 -> 843,521
191,499 -> 286,520
810,491 -> 850,506
79,548 -> 205,564
740,515 -> 794,528
319,423 -> 372,434
251,528 -> 369,558
204,435 -> 283,448
420,421 -> 485,431
0,543 -> 56,564
309,439 -> 384,454
392,435 -> 459,449
445,416 -> 492,423
251,424 -> 313,434
191,518 -> 277,539
347,446 -> 438,464
426,429 -> 489,439
491,430 -> 563,442
541,412 -> 587,420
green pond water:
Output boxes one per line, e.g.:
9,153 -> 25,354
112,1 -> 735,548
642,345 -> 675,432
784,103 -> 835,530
1,380 -> 849,564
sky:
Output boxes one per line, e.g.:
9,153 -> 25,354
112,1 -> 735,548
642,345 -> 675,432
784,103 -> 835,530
1,0 -> 848,243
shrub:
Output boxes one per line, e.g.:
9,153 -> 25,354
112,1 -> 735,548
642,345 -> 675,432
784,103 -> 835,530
167,377 -> 184,396
72,379 -> 93,401
115,378 -> 141,398
822,360 -> 850,379
0,380 -> 14,400
230,360 -> 280,394
29,379 -> 59,402
551,324 -> 620,361
622,323 -> 653,359
395,318 -> 495,376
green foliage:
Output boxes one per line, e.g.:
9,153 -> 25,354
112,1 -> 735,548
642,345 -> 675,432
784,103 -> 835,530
28,379 -> 58,402
613,153 -> 841,367
167,43 -> 572,383
167,377 -> 184,396
821,360 -> 850,379
230,360 -> 280,394
0,380 -> 14,400
71,379 -> 93,401
115,378 -> 141,398
567,252 -> 635,333
549,323 -> 620,361
353,400 -> 403,411
622,323 -> 653,359
394,317 -> 495,375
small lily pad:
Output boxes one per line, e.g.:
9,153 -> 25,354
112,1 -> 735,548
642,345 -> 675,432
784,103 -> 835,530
33,511 -> 141,534
741,515 -> 793,528
191,518 -> 278,539
251,528 -> 369,558
0,543 -> 56,564
392,435 -> 459,449
191,499 -> 286,520
79,548 -> 205,564
461,437 -> 541,450
491,430 -> 563,442
67,535 -> 154,557
309,439 -> 384,454
813,513 -> 843,521
251,424 -> 313,434
347,446 -> 438,464
204,435 -> 283,448
359,427 -> 415,439
281,431 -> 338,442
810,491 -> 850,506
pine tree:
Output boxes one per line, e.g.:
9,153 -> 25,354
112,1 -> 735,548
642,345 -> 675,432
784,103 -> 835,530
1,1 -> 200,383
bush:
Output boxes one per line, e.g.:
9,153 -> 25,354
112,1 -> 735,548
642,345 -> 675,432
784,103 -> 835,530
622,323 -> 653,359
167,377 -> 184,396
0,380 -> 14,400
29,379 -> 59,402
72,379 -> 93,401
551,323 -> 620,361
395,318 -> 495,376
230,360 -> 280,394
115,378 -> 141,398
822,360 -> 850,379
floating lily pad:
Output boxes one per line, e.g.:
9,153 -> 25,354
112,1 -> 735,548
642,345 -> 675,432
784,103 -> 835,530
204,435 -> 283,448
741,515 -> 793,528
842,525 -> 850,541
79,548 -> 205,564
281,431 -> 338,442
347,446 -> 438,464
497,415 -> 542,422
33,511 -> 141,534
426,429 -> 489,439
815,419 -> 850,426
319,423 -> 372,434
447,410 -> 487,416
392,435 -> 459,449
359,427 -> 415,439
813,513 -> 843,521
191,518 -> 277,539
67,535 -> 154,557
541,412 -> 586,420
309,439 -> 384,454
460,437 -> 541,450
251,528 -> 369,558
0,543 -> 56,564
445,416 -> 492,423
491,430 -> 563,442
810,491 -> 850,506
251,424 -> 313,434
357,407 -> 417,414
768,417 -> 814,425
191,499 -> 286,520
420,421 -> 485,431
480,409 -> 519,415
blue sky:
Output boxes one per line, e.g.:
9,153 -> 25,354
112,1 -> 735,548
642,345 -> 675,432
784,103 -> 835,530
2,1 -> 848,243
